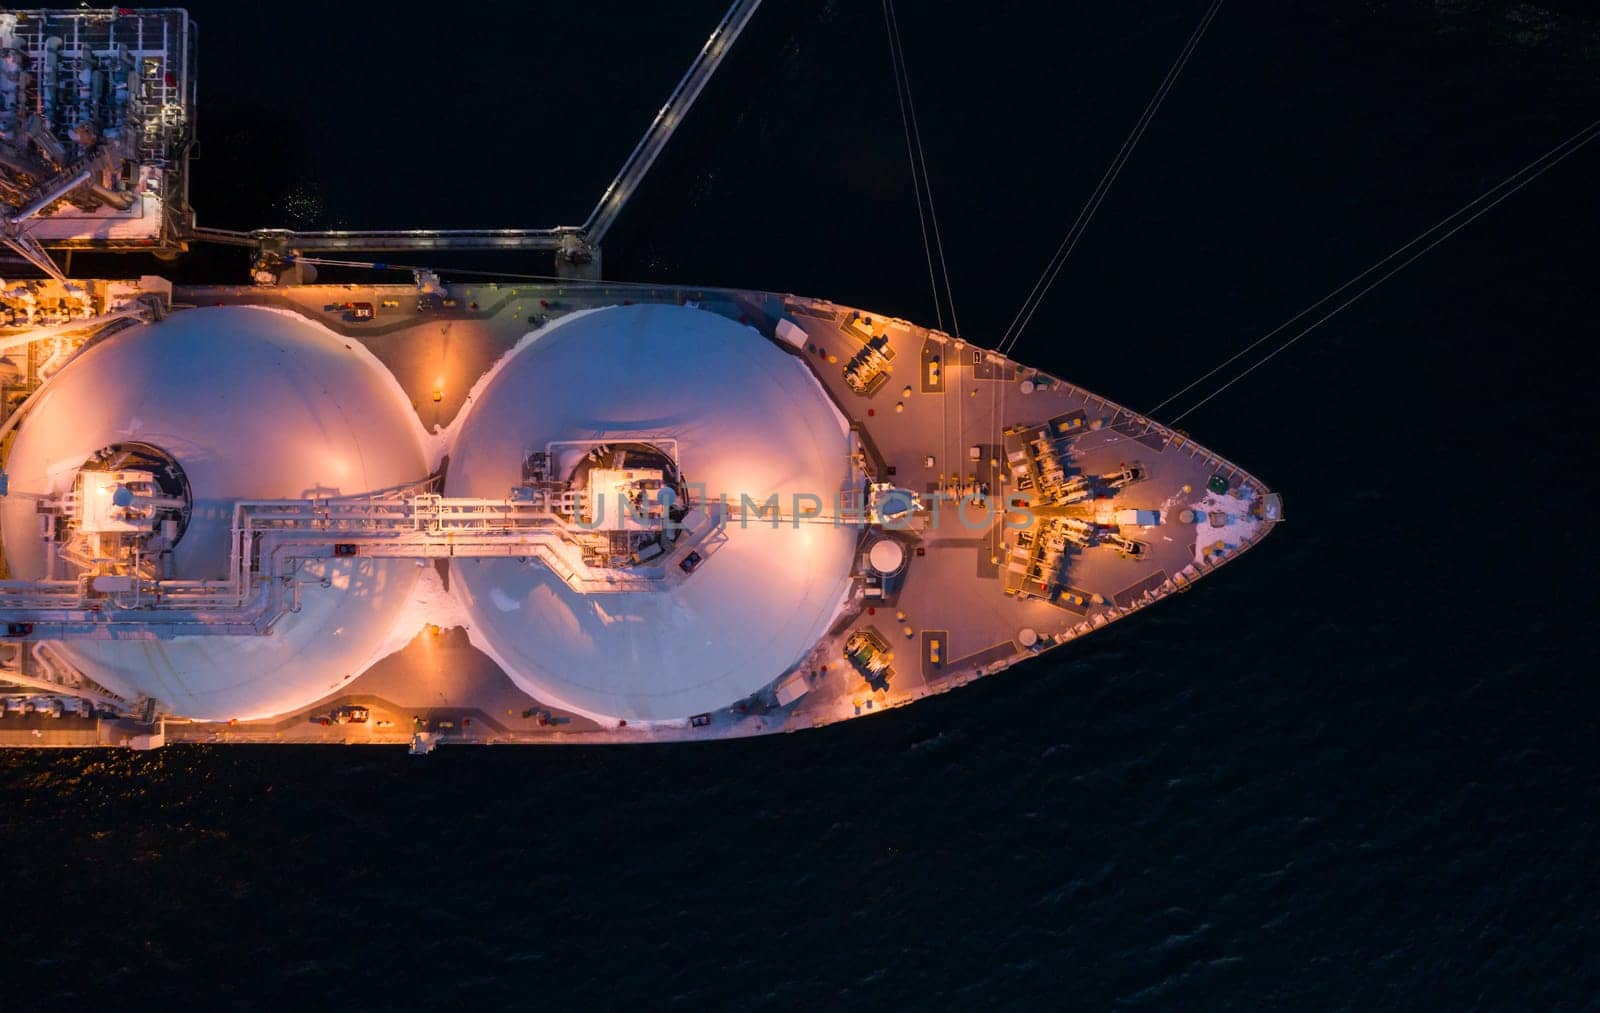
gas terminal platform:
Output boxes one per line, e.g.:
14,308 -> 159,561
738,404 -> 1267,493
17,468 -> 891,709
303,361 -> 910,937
0,6 -> 1281,750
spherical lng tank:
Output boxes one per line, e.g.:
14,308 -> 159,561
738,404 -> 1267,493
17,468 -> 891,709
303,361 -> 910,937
445,304 -> 858,722
0,307 -> 429,720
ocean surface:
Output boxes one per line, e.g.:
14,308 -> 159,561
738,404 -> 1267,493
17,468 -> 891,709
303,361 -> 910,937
5,1 -> 1600,1007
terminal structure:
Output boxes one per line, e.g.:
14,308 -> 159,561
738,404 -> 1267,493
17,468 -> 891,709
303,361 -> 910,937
0,6 -> 1280,750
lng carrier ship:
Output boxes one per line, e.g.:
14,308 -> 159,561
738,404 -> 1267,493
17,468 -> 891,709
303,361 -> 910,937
0,6 -> 1280,750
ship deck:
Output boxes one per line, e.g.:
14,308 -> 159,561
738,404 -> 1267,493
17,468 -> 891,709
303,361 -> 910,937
0,279 -> 1278,749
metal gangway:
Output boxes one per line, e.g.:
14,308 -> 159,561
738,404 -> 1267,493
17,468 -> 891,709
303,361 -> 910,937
188,0 -> 765,278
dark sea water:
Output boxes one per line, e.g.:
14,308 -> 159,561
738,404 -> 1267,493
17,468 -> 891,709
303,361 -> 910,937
6,2 -> 1600,1007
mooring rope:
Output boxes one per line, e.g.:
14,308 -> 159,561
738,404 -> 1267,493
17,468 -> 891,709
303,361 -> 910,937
882,0 -> 945,332
886,0 -> 960,338
1000,0 -> 1225,356
1161,114 -> 1600,424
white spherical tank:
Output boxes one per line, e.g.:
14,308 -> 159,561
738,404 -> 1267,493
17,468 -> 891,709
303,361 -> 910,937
0,307 -> 430,720
445,304 -> 858,722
